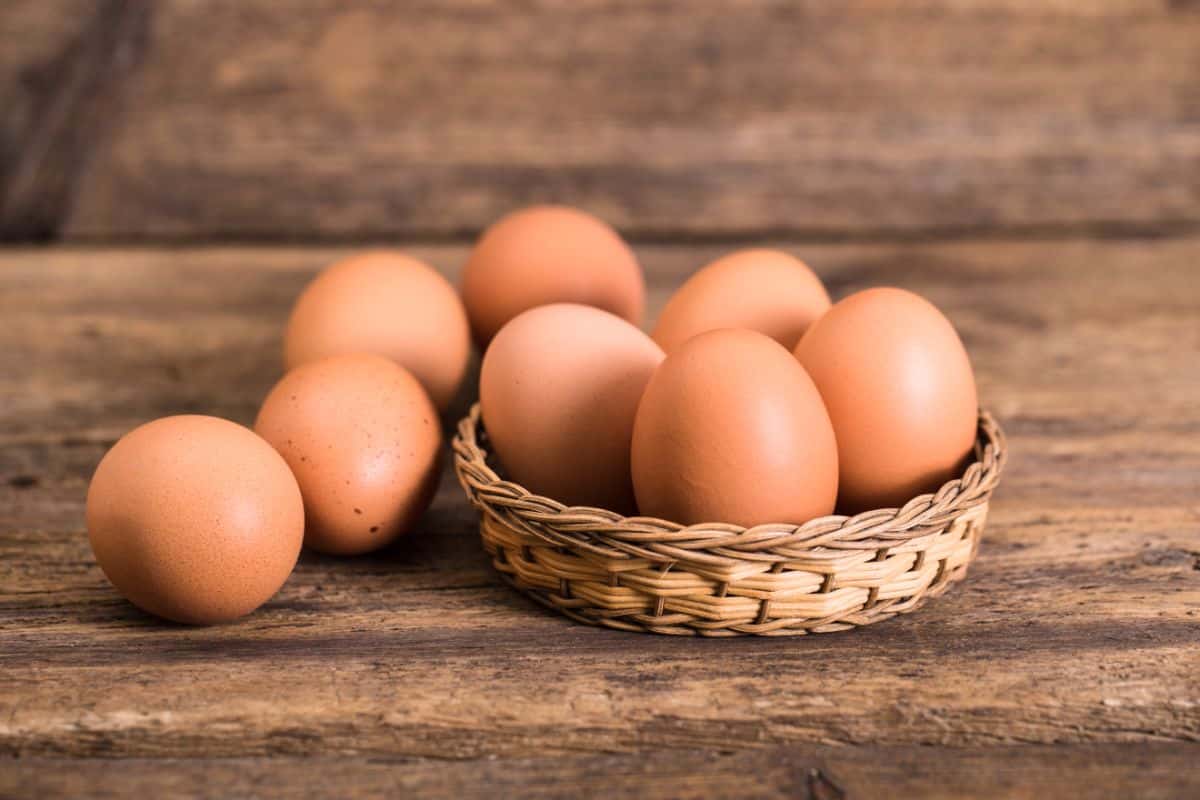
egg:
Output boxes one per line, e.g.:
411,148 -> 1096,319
794,287 -> 978,513
652,249 -> 832,352
86,415 -> 304,624
461,205 -> 645,346
283,250 -> 470,410
254,353 -> 442,555
631,328 -> 838,527
480,303 -> 663,513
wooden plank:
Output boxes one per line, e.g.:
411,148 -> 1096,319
1,240 -> 1197,783
4,745 -> 1200,799
0,1 -> 150,240
2,1 -> 1199,240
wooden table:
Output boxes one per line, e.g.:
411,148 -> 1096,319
2,240 -> 1198,798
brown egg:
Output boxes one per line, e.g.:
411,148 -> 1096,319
283,250 -> 470,410
652,249 -> 831,352
255,353 -> 442,555
794,287 -> 979,514
632,328 -> 838,527
461,205 -> 645,346
86,415 -> 304,624
480,303 -> 663,513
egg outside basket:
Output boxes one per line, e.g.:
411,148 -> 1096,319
453,404 -> 1006,637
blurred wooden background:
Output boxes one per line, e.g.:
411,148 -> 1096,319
3,0 -> 1199,242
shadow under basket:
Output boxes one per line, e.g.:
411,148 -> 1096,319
453,405 -> 1007,637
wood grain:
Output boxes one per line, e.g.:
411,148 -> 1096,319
0,1 -> 149,240
4,745 -> 1200,800
1,240 -> 1198,796
2,1 -> 1200,241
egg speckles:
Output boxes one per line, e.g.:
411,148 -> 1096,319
255,353 -> 442,555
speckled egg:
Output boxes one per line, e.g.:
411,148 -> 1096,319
254,353 -> 442,555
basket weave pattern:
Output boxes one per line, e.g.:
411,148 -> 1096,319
454,405 -> 1006,636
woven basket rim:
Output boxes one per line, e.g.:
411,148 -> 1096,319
453,404 -> 1007,554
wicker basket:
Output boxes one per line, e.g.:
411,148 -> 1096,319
453,404 -> 1006,636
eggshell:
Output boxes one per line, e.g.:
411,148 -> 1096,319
254,353 -> 442,555
283,250 -> 470,410
631,328 -> 838,527
480,303 -> 663,513
85,415 -> 304,625
794,287 -> 978,514
461,205 -> 645,346
652,249 -> 831,352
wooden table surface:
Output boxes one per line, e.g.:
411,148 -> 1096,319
2,240 -> 1198,798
